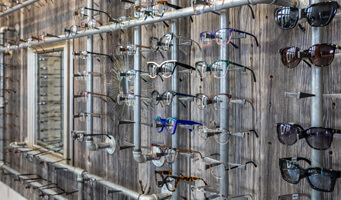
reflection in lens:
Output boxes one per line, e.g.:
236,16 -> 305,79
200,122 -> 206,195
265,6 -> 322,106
198,126 -> 209,140
165,149 -> 176,163
160,34 -> 172,51
211,61 -> 228,78
127,45 -> 137,55
155,117 -> 163,132
161,62 -> 175,78
126,70 -> 136,81
308,170 -> 334,192
147,63 -> 158,78
305,2 -> 336,27
165,118 -> 175,133
274,7 -> 299,29
214,129 -> 229,144
276,123 -> 299,145
306,128 -> 333,150
192,154 -> 206,175
126,94 -> 135,106
150,37 -> 160,51
165,176 -> 176,192
155,172 -> 164,187
193,0 -> 206,15
163,91 -> 173,105
196,94 -> 210,109
200,32 -> 213,47
308,44 -> 334,67
210,162 -> 225,179
215,29 -> 230,45
70,25 -> 78,36
195,62 -> 208,78
281,161 -> 300,183
280,47 -> 300,68
191,186 -> 205,200
115,45 -> 124,56
213,95 -> 229,110
151,90 -> 160,105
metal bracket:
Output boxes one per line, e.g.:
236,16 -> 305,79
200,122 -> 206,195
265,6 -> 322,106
285,91 -> 315,99
105,135 -> 117,154
323,94 -> 341,99
231,33 -> 246,39
151,146 -> 166,167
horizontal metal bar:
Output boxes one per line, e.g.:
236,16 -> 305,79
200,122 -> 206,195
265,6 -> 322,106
230,99 -> 245,105
178,97 -> 194,101
0,0 -> 39,17
0,0 -> 298,52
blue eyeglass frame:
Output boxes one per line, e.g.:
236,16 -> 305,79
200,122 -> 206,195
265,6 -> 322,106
155,116 -> 203,135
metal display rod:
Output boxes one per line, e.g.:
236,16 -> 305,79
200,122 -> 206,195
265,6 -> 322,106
171,1 -> 179,200
0,0 -> 38,17
220,9 -> 229,197
7,143 -> 172,200
0,0 -> 298,52
310,0 -> 323,198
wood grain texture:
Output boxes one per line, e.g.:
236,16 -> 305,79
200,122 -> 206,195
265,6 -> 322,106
1,0 -> 341,199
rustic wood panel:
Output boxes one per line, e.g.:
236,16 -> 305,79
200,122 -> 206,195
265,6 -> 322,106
1,0 -> 341,200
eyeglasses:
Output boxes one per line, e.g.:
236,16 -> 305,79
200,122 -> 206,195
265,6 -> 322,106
116,69 -> 147,82
39,32 -> 60,43
279,43 -> 341,68
278,193 -> 310,200
115,44 -> 150,56
64,25 -> 83,37
200,28 -> 259,48
274,1 -> 340,30
155,116 -> 203,135
192,0 -> 224,15
192,186 -> 254,200
276,123 -> 341,150
74,71 -> 104,80
154,171 -> 207,192
198,126 -> 259,144
152,145 -> 203,165
195,60 -> 256,81
150,33 -> 201,51
195,93 -> 232,110
279,157 -> 341,192
151,90 -> 195,106
147,60 -> 195,79
71,130 -> 110,142
73,51 -> 114,62
74,112 -> 113,121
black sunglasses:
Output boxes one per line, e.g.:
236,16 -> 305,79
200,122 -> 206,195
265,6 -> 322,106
279,157 -> 341,192
276,123 -> 341,150
275,1 -> 340,30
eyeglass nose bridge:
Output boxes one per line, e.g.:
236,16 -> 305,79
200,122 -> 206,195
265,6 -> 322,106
298,50 -> 310,59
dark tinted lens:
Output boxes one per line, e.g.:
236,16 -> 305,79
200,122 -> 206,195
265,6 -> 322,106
305,128 -> 333,150
308,169 -> 336,192
305,2 -> 338,27
280,47 -> 301,68
308,44 -> 335,67
274,7 -> 299,29
280,160 -> 301,183
276,123 -> 299,145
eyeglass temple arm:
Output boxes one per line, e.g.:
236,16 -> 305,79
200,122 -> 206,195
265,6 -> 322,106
233,29 -> 259,47
84,7 -> 114,21
230,62 -> 256,82
175,92 -> 196,98
88,51 -> 114,62
282,157 -> 311,165
164,3 -> 194,22
121,0 -> 135,3
171,62 -> 195,74
246,5 -> 255,19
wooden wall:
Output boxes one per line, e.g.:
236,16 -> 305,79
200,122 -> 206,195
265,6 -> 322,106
1,0 -> 341,199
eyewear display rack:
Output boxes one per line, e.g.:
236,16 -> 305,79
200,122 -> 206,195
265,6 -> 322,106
0,0 -> 38,18
0,1 -> 312,200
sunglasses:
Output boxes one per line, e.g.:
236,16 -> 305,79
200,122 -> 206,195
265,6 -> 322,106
279,157 -> 341,192
274,1 -> 340,30
279,43 -> 341,68
150,33 -> 200,51
155,171 -> 207,192
155,116 -> 203,135
276,123 -> 341,150
151,90 -> 195,106
278,193 -> 310,200
147,60 -> 195,79
195,60 -> 256,81
200,28 -> 259,48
